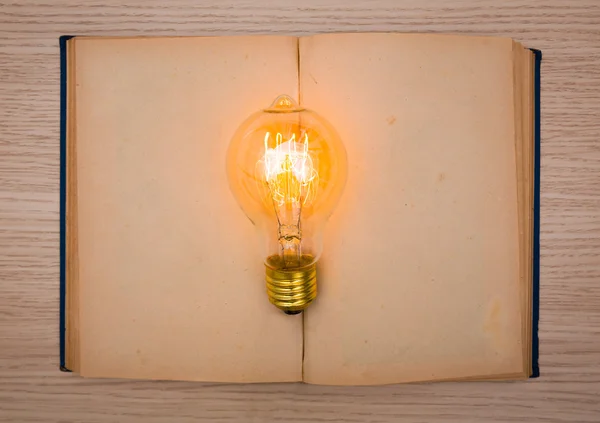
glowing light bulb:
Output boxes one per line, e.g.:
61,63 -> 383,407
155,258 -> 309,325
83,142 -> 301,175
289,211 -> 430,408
226,95 -> 347,314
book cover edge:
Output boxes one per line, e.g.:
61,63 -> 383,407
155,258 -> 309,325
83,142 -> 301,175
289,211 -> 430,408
59,35 -> 75,373
530,47 -> 542,379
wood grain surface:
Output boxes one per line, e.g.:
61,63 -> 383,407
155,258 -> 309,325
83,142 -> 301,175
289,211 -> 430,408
0,0 -> 599,421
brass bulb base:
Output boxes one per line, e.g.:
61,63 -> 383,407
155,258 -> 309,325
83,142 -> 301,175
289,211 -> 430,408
265,254 -> 317,314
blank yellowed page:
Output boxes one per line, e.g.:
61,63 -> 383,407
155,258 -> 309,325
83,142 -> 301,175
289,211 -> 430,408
74,36 -> 302,382
300,33 -> 524,385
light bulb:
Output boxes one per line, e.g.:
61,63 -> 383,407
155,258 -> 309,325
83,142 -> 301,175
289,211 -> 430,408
226,95 -> 347,314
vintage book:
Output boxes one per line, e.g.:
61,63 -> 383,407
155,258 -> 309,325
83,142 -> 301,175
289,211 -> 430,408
60,33 -> 541,385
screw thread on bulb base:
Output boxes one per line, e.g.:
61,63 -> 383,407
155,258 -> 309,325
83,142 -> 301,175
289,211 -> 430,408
265,255 -> 317,314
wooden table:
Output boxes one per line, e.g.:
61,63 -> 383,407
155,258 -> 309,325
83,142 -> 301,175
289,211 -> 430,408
1,1 -> 599,421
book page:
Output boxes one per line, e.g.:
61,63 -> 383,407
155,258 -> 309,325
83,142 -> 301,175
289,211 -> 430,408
523,47 -> 535,375
74,36 -> 303,382
65,38 -> 80,372
300,33 -> 525,384
511,42 -> 535,378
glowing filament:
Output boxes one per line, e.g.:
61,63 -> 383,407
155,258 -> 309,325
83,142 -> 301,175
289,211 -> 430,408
260,132 -> 318,207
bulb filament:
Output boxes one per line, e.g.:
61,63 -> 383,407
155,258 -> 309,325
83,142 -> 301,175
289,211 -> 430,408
258,131 -> 318,266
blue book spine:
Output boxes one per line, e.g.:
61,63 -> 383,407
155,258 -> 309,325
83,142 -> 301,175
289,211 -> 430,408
530,48 -> 542,378
59,35 -> 74,372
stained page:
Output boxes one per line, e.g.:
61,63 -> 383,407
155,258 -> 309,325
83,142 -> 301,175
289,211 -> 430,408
74,36 -> 303,382
300,33 -> 525,384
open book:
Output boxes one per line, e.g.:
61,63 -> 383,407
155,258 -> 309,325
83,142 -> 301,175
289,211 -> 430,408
60,33 -> 541,385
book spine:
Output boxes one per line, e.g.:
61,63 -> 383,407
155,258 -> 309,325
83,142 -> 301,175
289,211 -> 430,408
530,48 -> 542,379
59,35 -> 75,372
